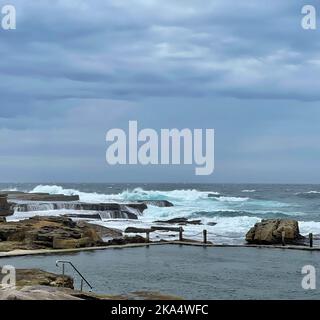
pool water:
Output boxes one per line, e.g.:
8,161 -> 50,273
1,245 -> 320,299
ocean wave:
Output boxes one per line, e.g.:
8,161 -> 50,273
215,196 -> 249,202
295,191 -> 320,199
31,185 -> 119,203
241,189 -> 256,193
29,185 -> 212,203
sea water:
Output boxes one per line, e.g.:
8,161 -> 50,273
2,183 -> 320,244
0,245 -> 320,299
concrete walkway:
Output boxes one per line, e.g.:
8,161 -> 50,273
0,241 -> 319,258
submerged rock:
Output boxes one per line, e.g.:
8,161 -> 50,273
246,219 -> 304,245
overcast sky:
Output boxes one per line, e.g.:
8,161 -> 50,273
0,0 -> 320,183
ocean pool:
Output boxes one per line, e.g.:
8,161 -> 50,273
1,245 -> 320,299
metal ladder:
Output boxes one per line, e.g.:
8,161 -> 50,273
56,260 -> 93,292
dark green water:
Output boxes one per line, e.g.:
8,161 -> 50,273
1,245 -> 320,299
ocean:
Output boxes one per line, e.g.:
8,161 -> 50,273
1,183 -> 320,244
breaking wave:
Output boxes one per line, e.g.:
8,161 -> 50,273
295,191 -> 320,199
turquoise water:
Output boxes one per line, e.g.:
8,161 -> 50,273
1,245 -> 320,299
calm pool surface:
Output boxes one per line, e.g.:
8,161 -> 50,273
1,245 -> 320,299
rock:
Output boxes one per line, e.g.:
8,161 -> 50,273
64,213 -> 102,220
0,286 -> 82,300
0,194 -> 14,217
11,201 -> 146,220
138,200 -> 174,207
76,221 -> 123,238
208,193 -> 222,198
0,285 -> 181,300
107,235 -> 146,245
154,217 -> 202,225
4,192 -> 80,202
207,222 -> 217,226
52,238 -> 94,249
0,216 -> 106,251
15,269 -> 74,289
124,227 -> 153,233
245,219 -> 304,245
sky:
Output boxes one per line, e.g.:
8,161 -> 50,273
0,0 -> 320,183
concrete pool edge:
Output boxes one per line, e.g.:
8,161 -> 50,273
0,241 -> 319,258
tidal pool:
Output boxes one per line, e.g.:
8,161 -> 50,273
1,245 -> 320,299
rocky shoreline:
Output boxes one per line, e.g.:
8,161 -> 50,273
1,192 -> 174,220
0,215 -> 154,252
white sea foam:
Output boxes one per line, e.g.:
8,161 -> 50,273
299,221 -> 320,235
216,196 -> 249,202
242,189 -> 256,193
304,191 -> 320,194
295,190 -> 320,195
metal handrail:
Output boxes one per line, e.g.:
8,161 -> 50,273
56,260 -> 93,291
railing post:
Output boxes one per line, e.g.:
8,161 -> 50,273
281,231 -> 286,246
62,263 -> 65,287
309,233 -> 313,248
203,229 -> 207,244
80,279 -> 83,291
146,231 -> 150,243
179,227 -> 183,241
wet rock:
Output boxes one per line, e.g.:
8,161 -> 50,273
12,202 -> 146,219
107,235 -> 146,245
6,192 -> 80,202
154,217 -> 202,225
124,227 -> 153,233
207,193 -> 222,198
0,194 -> 14,217
207,222 -> 217,226
138,200 -> 174,207
246,219 -> 304,245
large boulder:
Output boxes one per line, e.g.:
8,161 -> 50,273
246,219 -> 304,245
